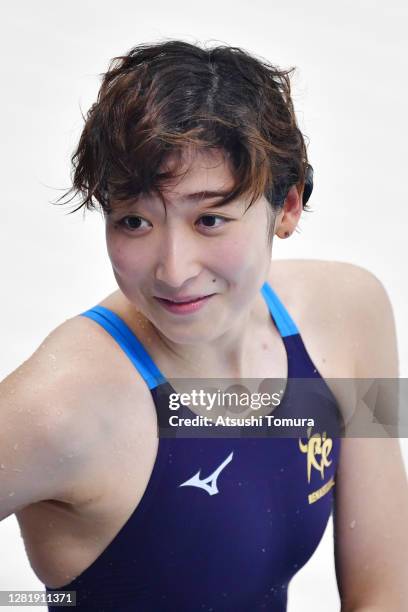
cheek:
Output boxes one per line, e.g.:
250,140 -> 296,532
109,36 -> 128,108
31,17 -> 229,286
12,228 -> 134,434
107,241 -> 128,274
214,240 -> 247,275
214,230 -> 265,278
106,234 -> 147,279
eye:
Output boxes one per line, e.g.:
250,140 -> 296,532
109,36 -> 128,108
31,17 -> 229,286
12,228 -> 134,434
196,215 -> 230,229
116,216 -> 151,231
114,214 -> 230,233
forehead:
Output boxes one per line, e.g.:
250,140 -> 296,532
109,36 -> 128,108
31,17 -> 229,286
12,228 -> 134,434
158,147 -> 235,198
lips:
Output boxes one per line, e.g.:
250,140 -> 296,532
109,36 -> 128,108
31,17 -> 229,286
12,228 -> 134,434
155,294 -> 213,304
154,294 -> 215,314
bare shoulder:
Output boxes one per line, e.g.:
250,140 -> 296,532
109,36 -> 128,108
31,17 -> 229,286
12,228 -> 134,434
2,313 -> 131,415
8,312 -> 149,400
268,259 -> 397,377
269,258 -> 388,300
0,313 -> 147,516
269,258 -> 393,326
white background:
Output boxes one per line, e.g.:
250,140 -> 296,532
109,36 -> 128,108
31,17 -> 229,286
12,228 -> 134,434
1,1 -> 407,610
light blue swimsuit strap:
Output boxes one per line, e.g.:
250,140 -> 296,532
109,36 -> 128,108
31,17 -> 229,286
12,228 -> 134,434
80,305 -> 167,389
260,281 -> 299,337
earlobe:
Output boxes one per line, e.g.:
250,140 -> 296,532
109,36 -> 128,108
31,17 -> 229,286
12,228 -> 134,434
275,229 -> 292,240
274,185 -> 302,239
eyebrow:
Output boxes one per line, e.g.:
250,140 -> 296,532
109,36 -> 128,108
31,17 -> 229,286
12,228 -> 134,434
111,190 -> 235,213
180,190 -> 235,206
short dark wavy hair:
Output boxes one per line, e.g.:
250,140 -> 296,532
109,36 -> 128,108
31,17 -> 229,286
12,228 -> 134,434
58,39 -> 310,219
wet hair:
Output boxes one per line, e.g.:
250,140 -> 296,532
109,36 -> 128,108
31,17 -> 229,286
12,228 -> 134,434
57,39 -> 310,229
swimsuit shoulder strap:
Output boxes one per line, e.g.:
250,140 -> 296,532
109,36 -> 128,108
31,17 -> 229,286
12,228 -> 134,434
260,281 -> 299,338
80,305 -> 166,389
261,281 -> 322,377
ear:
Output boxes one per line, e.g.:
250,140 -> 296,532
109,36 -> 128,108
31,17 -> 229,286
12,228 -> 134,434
274,184 -> 304,239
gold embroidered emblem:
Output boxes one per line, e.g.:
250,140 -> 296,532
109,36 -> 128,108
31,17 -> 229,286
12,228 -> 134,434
308,476 -> 335,504
298,426 -> 333,484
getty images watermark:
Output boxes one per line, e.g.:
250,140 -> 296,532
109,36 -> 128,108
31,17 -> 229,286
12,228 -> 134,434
166,387 -> 315,428
152,377 -> 407,438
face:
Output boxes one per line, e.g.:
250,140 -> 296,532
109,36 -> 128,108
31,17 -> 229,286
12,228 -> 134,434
105,148 -> 276,345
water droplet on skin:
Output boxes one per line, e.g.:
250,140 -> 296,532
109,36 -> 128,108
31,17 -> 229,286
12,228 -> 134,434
49,354 -> 57,361
280,468 -> 285,472
350,520 -> 356,529
261,548 -> 266,552
8,492 -> 15,497
13,443 -> 19,451
0,464 -> 5,469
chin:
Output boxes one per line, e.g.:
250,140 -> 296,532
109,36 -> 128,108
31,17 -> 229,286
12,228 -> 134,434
152,316 -> 221,344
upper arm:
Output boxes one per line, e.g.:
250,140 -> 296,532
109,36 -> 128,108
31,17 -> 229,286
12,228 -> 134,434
331,264 -> 408,610
0,321 -> 95,521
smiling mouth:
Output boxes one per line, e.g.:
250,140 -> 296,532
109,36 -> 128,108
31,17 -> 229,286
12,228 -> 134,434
154,295 -> 214,304
153,294 -> 216,314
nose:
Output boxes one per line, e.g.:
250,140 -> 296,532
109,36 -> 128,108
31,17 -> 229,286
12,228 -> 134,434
154,226 -> 202,288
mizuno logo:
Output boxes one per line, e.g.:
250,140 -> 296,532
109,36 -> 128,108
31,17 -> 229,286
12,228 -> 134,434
178,451 -> 234,496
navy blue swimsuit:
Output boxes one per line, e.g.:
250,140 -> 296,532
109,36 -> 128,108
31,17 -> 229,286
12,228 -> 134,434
45,281 -> 343,611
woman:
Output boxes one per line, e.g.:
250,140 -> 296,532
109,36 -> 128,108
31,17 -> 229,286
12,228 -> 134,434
1,40 -> 407,611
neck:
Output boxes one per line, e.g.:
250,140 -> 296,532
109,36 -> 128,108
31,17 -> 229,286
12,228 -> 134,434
143,291 -> 269,379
